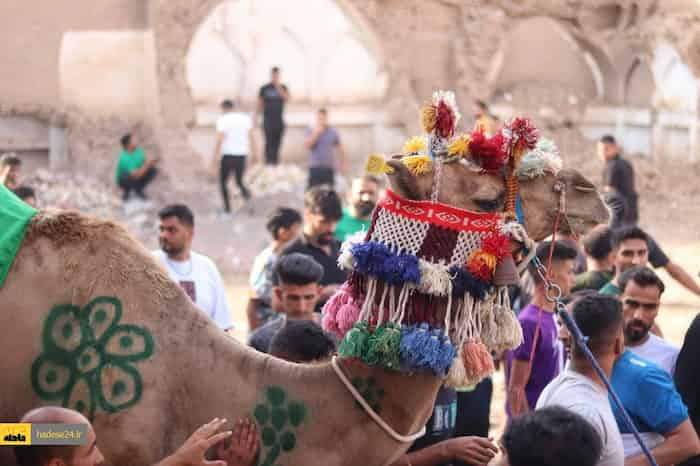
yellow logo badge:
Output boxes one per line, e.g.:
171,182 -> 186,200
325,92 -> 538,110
0,423 -> 31,445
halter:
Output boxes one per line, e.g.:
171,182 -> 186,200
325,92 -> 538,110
331,356 -> 427,444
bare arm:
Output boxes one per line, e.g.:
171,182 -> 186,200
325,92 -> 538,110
248,129 -> 258,164
212,132 -> 225,173
253,96 -> 263,126
626,420 -> 700,466
154,418 -> 231,466
508,358 -> 532,416
391,437 -> 498,466
277,84 -> 289,101
336,142 -> 347,173
305,127 -> 323,150
665,261 -> 700,297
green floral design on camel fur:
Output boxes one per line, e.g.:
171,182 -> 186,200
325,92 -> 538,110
31,296 -> 155,420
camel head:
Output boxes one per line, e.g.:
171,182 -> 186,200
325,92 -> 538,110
384,156 -> 608,240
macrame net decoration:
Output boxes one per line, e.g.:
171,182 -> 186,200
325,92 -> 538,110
324,90 -> 553,387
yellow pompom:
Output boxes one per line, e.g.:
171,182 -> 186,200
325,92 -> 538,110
468,250 -> 497,275
365,153 -> 394,175
402,136 -> 427,155
402,155 -> 433,176
448,135 -> 471,157
421,105 -> 437,133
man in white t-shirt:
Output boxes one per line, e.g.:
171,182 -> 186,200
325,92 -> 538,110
619,266 -> 679,375
213,99 -> 257,215
537,294 -> 625,466
153,204 -> 233,332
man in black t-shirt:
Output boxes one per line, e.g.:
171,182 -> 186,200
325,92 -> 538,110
598,134 -> 638,225
256,66 -> 289,165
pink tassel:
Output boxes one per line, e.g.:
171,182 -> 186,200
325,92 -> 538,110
337,301 -> 362,337
321,287 -> 348,334
322,309 -> 340,334
461,340 -> 494,383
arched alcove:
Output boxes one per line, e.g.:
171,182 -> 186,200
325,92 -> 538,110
624,57 -> 655,107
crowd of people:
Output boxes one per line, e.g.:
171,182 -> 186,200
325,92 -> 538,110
3,92 -> 700,466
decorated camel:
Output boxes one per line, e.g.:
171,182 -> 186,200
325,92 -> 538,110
0,91 -> 607,466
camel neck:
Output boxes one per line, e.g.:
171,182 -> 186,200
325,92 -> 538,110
335,358 -> 441,437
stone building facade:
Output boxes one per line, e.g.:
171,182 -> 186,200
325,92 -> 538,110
1,0 -> 699,178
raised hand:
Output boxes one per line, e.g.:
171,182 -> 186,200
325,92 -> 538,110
216,418 -> 260,466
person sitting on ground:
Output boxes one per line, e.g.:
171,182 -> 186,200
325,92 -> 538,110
14,406 -> 259,466
599,226 -> 648,296
248,253 -> 323,353
12,185 -> 37,208
246,207 -> 302,331
506,241 -> 577,418
619,266 -> 678,374
0,152 -> 22,190
573,225 -> 614,293
334,175 -> 381,242
153,204 -> 233,333
495,406 -> 603,466
281,185 -> 347,311
268,319 -> 336,363
536,294 -> 625,466
115,133 -> 158,201
604,192 -> 700,298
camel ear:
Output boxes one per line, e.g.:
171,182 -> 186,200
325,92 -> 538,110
385,157 -> 424,200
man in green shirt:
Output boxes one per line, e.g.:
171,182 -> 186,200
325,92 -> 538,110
600,226 -> 649,296
335,175 -> 380,242
116,133 -> 158,201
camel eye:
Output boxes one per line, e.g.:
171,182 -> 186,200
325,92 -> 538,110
573,185 -> 596,193
474,194 -> 505,212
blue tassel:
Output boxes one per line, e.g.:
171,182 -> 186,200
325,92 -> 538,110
450,266 -> 490,300
351,242 -> 392,276
399,324 -> 456,376
382,253 -> 421,286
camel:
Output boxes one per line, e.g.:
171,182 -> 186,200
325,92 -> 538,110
0,156 -> 606,466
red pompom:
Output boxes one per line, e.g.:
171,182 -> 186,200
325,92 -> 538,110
506,117 -> 539,154
435,101 -> 457,138
468,129 -> 508,171
481,234 -> 511,261
467,260 -> 493,281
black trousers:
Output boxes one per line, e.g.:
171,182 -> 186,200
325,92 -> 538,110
308,166 -> 335,188
220,155 -> 250,212
264,125 -> 284,165
118,166 -> 157,199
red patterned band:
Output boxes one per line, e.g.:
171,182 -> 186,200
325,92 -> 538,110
379,190 -> 504,233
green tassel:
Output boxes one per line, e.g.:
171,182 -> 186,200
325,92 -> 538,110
339,321 -> 370,359
364,323 -> 402,369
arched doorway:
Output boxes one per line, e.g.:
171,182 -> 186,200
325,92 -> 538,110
151,0 -> 390,169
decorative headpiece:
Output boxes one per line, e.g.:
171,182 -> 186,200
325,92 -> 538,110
329,91 -> 552,386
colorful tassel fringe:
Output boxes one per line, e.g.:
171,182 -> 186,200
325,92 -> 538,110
338,321 -> 371,359
399,324 -> 456,376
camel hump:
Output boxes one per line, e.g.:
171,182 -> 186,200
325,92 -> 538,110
0,185 -> 37,287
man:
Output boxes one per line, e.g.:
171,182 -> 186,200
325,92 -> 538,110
536,294 -> 625,466
115,133 -> 158,201
256,66 -> 289,165
268,319 -> 336,363
213,99 -> 256,216
391,385 -> 499,466
246,207 -> 302,330
506,241 -> 577,417
605,192 -> 700,298
14,406 -> 258,466
619,266 -> 679,374
598,134 -> 638,225
153,204 -> 233,332
0,152 -> 22,189
496,406 -> 603,466
12,185 -> 37,208
675,314 -> 700,466
573,225 -> 614,293
248,253 -> 323,353
281,185 -> 347,309
599,226 -> 649,296
304,108 -> 346,188
335,175 -> 380,242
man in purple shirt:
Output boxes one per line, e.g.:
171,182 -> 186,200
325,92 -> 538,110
506,241 -> 578,418
304,108 -> 346,188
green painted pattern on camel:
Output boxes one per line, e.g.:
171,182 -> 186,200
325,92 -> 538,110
30,296 -> 155,420
351,376 -> 386,414
253,386 -> 307,466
